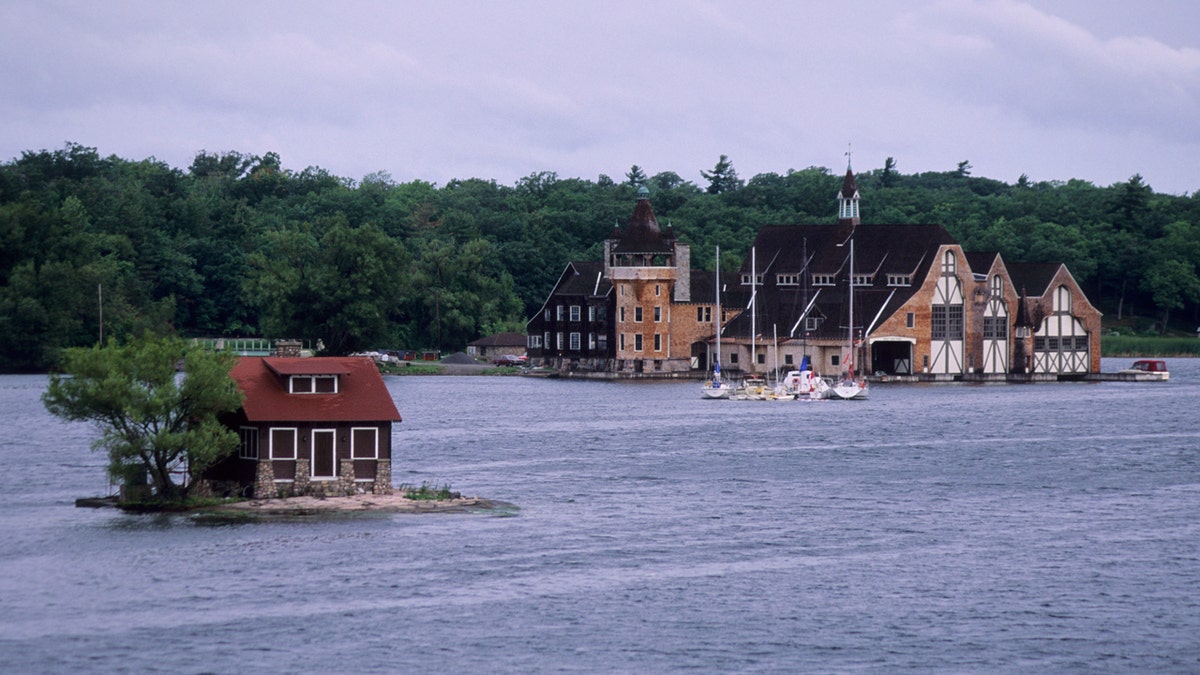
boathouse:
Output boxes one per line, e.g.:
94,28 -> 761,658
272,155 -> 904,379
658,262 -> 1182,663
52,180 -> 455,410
201,356 -> 401,498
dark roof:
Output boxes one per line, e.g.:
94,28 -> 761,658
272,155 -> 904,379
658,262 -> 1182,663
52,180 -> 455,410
555,261 -> 612,297
964,252 -> 1000,274
839,167 -> 857,198
611,197 -> 675,254
725,222 -> 957,341
233,357 -> 401,423
468,332 -> 526,348
1006,262 -> 1063,296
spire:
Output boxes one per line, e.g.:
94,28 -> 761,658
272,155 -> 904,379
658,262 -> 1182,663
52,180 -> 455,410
837,163 -> 860,225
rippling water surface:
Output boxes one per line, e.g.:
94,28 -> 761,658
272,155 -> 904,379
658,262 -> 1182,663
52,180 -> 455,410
1,359 -> 1198,672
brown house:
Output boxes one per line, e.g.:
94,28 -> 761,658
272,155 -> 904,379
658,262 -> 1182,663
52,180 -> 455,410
202,356 -> 401,498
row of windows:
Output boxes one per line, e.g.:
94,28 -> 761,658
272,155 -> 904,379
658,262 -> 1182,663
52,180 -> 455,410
540,332 -> 607,351
545,305 -> 608,322
619,284 -> 665,296
618,306 -> 664,322
618,333 -> 664,352
1035,336 -> 1089,351
289,375 -> 337,394
239,427 -> 380,460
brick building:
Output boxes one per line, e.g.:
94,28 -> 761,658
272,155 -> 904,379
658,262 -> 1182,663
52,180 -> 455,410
526,170 -> 1101,380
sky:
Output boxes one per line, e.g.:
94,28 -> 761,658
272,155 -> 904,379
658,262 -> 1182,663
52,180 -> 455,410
2,0 -> 1198,195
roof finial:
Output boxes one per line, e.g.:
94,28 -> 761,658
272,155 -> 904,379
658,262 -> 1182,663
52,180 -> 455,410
845,141 -> 853,171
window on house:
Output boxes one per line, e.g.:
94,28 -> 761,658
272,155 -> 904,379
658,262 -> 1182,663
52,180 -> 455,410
239,427 -> 258,460
556,305 -> 564,321
655,284 -> 661,296
698,306 -> 712,323
831,354 -> 840,367
654,306 -> 661,322
619,334 -> 625,351
634,307 -> 643,322
556,333 -> 563,349
351,427 -> 378,459
620,307 -> 626,322
948,305 -> 964,336
805,317 -> 822,331
932,306 -> 947,340
906,312 -> 915,329
290,375 -> 337,394
730,353 -> 738,364
654,333 -> 662,351
596,306 -> 607,321
888,274 -> 912,286
544,332 -> 550,348
598,335 -> 608,351
741,274 -> 764,285
757,353 -> 765,364
570,305 -> 581,321
785,354 -> 794,365
588,306 -> 595,322
942,250 -> 956,275
813,274 -> 835,286
270,428 -> 297,460
528,334 -> 542,349
588,333 -> 596,350
634,334 -> 643,352
569,332 -> 581,350
777,274 -> 799,286
852,274 -> 872,286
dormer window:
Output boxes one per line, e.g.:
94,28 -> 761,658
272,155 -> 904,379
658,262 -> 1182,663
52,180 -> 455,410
852,274 -> 872,287
887,274 -> 912,287
290,375 -> 338,394
812,274 -> 835,286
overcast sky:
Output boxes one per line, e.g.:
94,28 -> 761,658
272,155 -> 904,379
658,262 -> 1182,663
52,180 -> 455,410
3,0 -> 1198,194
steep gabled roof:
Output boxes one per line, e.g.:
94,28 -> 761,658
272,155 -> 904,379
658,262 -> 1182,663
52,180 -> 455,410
1007,262 -> 1063,296
233,357 -> 401,423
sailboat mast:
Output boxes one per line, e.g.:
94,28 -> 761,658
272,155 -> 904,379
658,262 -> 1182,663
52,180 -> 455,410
848,238 -> 854,376
751,247 -> 756,373
715,246 -> 721,365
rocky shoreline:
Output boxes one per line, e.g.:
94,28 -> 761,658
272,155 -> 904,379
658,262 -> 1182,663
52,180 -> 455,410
212,493 -> 505,515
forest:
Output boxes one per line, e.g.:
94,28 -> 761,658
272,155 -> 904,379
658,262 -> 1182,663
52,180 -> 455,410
2,143 -> 1198,372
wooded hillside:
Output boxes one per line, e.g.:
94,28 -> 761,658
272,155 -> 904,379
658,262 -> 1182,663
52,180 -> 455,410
2,143 -> 1197,371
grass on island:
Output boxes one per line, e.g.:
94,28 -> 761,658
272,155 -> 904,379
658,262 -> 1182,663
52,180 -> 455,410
401,482 -> 462,501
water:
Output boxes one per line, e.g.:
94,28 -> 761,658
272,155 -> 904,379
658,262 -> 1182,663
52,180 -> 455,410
1,359 -> 1198,672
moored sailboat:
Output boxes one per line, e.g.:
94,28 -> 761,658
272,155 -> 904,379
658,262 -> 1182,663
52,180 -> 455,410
701,246 -> 734,399
830,237 -> 868,400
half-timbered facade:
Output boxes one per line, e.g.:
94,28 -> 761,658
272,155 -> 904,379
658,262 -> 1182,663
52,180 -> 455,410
202,356 -> 401,498
716,168 -> 1102,379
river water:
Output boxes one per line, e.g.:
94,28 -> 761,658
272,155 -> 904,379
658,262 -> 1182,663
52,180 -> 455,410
1,359 -> 1198,673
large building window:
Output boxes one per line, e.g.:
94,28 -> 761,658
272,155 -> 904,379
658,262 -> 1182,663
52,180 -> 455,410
653,333 -> 662,351
569,305 -> 581,321
569,332 -> 581,350
634,334 -> 644,352
634,307 -> 643,322
654,306 -> 662,322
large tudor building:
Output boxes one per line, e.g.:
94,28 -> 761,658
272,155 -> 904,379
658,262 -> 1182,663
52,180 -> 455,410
527,171 -> 1101,380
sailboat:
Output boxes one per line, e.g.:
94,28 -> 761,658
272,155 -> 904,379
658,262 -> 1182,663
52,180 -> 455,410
831,237 -> 868,400
782,354 -> 830,400
701,246 -> 734,399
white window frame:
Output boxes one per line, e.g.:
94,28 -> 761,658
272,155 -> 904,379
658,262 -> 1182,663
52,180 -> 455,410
813,274 -> 835,286
777,274 -> 799,286
569,332 -> 581,350
289,375 -> 338,394
569,305 -> 581,321
634,334 -> 644,352
269,427 -> 298,460
351,426 -> 379,460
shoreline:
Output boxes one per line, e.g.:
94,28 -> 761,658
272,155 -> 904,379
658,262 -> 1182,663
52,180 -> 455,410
77,493 -> 513,516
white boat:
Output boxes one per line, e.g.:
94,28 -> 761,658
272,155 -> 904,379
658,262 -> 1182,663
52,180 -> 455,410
701,246 -> 734,399
830,237 -> 868,400
781,356 -> 831,400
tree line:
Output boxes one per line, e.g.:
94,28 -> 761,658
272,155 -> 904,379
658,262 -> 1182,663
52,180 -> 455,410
2,143 -> 1198,372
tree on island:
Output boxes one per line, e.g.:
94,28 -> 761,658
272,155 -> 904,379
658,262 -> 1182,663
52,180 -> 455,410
42,333 -> 243,502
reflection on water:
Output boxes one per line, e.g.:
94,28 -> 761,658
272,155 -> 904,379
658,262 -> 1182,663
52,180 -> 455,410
1,360 -> 1198,672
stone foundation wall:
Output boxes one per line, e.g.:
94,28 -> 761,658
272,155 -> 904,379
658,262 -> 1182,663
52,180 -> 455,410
248,457 -> 393,499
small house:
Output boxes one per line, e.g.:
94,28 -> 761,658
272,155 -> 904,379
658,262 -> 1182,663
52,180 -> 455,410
202,356 -> 401,498
466,332 -> 527,359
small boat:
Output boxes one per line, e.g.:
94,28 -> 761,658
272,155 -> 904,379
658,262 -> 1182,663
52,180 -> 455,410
1117,359 -> 1169,381
781,357 -> 831,400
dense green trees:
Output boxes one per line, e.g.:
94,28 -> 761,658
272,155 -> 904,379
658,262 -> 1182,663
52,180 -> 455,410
2,142 -> 1198,371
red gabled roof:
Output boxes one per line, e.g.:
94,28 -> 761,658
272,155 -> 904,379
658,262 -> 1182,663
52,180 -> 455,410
232,357 -> 402,423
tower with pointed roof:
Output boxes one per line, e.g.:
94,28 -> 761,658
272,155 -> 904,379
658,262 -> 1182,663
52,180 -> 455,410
837,164 -> 860,225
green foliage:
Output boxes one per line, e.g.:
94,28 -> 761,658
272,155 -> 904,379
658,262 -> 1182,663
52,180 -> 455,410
42,333 -> 243,501
401,481 -> 461,501
3,143 -> 1199,371
1102,335 -> 1200,357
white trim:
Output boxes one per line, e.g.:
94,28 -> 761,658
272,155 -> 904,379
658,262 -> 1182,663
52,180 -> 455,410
351,426 -> 379,459
868,336 -> 916,345
269,427 -> 298,460
310,428 -> 337,479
